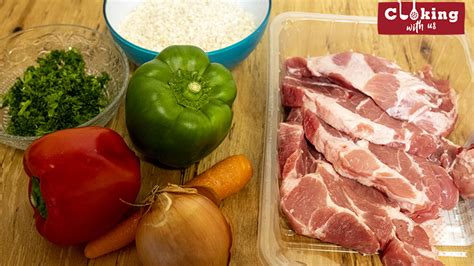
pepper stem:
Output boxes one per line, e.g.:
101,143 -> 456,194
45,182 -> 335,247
31,177 -> 48,219
169,69 -> 211,110
187,82 -> 202,93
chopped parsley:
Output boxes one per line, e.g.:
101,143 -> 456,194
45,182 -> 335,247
1,49 -> 110,136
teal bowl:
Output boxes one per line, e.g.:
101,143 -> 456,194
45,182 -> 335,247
103,0 -> 271,68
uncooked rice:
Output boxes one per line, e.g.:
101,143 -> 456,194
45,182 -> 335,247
119,0 -> 256,52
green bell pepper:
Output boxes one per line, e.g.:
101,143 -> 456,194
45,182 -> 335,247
125,45 -> 237,168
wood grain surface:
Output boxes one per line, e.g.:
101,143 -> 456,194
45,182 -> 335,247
0,1 -> 473,265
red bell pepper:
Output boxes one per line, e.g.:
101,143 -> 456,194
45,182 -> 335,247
23,127 -> 141,245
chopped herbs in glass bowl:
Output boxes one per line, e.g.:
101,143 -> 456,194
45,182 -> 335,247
2,49 -> 111,136
0,25 -> 129,150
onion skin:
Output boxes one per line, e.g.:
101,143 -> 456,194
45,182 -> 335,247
136,190 -> 232,266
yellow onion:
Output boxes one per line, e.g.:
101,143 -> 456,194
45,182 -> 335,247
136,185 -> 232,266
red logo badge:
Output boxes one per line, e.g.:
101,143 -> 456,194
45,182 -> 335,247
378,1 -> 465,35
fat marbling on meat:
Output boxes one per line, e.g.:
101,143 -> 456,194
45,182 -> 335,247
306,52 -> 457,137
283,56 -> 474,199
278,121 -> 442,265
276,52 -> 474,266
302,108 -> 458,222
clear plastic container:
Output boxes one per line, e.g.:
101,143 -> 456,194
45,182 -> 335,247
259,12 -> 474,265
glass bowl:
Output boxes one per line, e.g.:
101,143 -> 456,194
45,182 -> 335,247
0,24 -> 129,150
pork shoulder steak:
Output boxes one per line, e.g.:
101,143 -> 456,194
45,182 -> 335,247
281,59 -> 460,168
278,133 -> 441,264
306,52 -> 457,137
302,106 -> 458,222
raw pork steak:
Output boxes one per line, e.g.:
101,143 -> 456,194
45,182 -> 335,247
276,52 -> 472,266
451,147 -> 474,199
278,131 -> 441,264
306,52 -> 457,137
283,56 -> 474,199
282,57 -> 460,168
302,106 -> 458,222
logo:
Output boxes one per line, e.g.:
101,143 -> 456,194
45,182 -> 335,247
378,1 -> 465,34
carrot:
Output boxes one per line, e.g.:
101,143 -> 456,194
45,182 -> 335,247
186,154 -> 253,201
83,154 -> 252,259
191,185 -> 222,206
84,209 -> 142,259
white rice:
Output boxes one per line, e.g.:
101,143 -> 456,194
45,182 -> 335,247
118,0 -> 256,52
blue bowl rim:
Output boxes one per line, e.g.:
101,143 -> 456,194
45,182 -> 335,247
103,0 -> 272,59
0,23 -> 130,141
